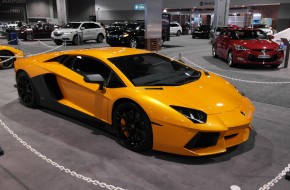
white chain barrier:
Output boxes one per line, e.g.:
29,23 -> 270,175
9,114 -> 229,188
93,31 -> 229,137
258,165 -> 290,190
182,57 -> 290,84
0,119 -> 128,190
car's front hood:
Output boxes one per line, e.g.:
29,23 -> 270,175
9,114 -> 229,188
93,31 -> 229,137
232,39 -> 278,49
138,74 -> 242,114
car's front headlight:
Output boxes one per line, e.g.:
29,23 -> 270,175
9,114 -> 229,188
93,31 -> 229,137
121,33 -> 129,38
275,45 -> 284,52
170,106 -> 207,124
235,44 -> 249,51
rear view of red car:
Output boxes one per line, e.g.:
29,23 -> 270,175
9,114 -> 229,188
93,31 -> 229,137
212,28 -> 284,68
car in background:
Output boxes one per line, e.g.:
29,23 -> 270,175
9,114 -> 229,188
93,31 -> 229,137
106,23 -> 166,48
192,25 -> 211,39
170,23 -> 182,36
210,26 -> 233,43
212,28 -> 284,68
51,21 -> 105,45
0,23 -> 6,36
14,47 -> 255,156
18,23 -> 55,40
251,24 -> 273,36
0,45 -> 24,69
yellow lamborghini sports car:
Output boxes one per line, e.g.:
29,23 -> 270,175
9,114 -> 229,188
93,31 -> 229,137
0,45 -> 24,69
14,47 -> 255,156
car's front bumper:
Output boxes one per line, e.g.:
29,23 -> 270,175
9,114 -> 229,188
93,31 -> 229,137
233,49 -> 284,65
151,98 -> 255,156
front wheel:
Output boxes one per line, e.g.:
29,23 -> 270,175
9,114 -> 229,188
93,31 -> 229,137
96,34 -> 104,43
72,35 -> 81,45
0,50 -> 15,69
227,51 -> 235,67
212,45 -> 218,58
16,72 -> 38,108
113,102 -> 153,152
129,38 -> 137,48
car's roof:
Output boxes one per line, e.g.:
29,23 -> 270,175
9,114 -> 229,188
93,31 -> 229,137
33,47 -> 152,63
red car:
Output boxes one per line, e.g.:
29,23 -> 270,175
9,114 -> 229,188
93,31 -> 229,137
212,28 -> 284,68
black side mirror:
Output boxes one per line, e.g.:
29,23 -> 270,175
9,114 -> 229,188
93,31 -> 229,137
83,74 -> 105,90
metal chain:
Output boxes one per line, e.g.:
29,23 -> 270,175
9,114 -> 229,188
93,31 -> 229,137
258,164 -> 290,190
182,57 -> 290,84
0,119 -> 127,190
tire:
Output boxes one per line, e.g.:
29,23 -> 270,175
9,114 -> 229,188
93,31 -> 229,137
227,51 -> 235,67
16,72 -> 38,108
0,50 -> 15,69
192,34 -> 195,39
26,33 -> 34,41
176,30 -> 181,36
113,102 -> 153,152
96,34 -> 104,43
159,38 -> 164,47
129,38 -> 137,48
212,45 -> 218,58
72,34 -> 81,45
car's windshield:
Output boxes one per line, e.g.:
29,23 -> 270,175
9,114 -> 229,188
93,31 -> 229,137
231,30 -> 268,40
63,23 -> 81,29
109,53 -> 201,86
199,25 -> 210,30
124,24 -> 141,31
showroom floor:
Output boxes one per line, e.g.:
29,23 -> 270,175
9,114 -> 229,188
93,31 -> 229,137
0,36 -> 290,190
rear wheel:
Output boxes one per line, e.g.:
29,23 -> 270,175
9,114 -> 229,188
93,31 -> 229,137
0,50 -> 15,69
96,34 -> 104,43
113,102 -> 153,152
16,72 -> 38,108
176,30 -> 181,36
129,38 -> 137,48
227,51 -> 235,67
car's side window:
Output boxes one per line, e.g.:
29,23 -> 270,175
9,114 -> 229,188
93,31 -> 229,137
91,23 -> 100,28
107,72 -> 125,88
82,23 -> 90,29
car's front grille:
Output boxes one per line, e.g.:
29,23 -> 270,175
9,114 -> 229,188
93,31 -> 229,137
248,54 -> 278,62
252,49 -> 273,52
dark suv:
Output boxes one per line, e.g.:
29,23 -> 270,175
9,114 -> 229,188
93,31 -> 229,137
106,23 -> 165,48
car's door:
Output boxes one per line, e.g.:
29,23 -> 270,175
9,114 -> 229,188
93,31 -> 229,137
89,23 -> 102,39
217,30 -> 231,58
53,55 -> 114,121
170,23 -> 177,34
81,23 -> 90,40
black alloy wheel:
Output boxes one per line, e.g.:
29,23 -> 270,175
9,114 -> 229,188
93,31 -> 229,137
0,50 -> 15,69
113,102 -> 153,152
16,72 -> 37,108
129,38 -> 137,48
96,34 -> 104,43
26,33 -> 34,41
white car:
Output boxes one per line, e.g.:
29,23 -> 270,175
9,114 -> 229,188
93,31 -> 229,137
251,24 -> 274,36
51,21 -> 105,45
170,23 -> 182,36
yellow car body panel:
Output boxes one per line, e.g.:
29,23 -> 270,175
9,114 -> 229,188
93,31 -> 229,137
14,47 -> 255,156
0,45 -> 24,60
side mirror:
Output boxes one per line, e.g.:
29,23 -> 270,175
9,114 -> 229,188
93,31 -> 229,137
80,27 -> 85,30
83,74 -> 104,90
